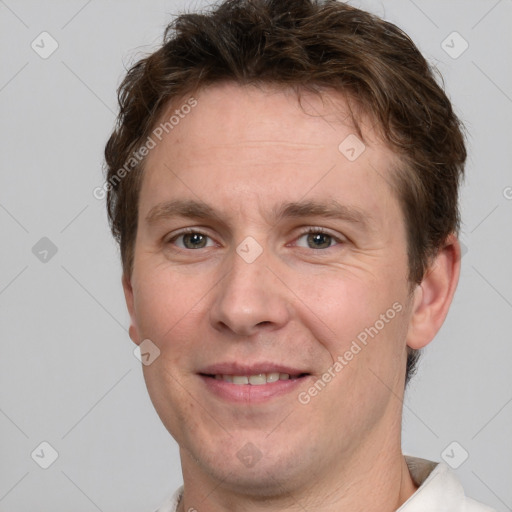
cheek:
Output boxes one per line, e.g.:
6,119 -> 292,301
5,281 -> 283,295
295,271 -> 410,386
295,270 -> 403,337
132,265 -> 203,344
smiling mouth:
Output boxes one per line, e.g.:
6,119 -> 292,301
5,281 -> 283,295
200,372 -> 310,385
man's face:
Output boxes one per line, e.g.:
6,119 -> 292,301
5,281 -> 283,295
125,83 -> 415,493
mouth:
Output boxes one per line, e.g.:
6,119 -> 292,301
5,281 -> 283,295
197,364 -> 312,403
200,372 -> 310,385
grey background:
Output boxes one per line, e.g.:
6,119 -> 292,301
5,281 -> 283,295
0,0 -> 511,510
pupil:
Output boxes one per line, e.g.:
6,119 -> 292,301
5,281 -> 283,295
308,233 -> 330,249
185,233 -> 206,248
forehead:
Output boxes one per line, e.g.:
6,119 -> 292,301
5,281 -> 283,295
149,82 -> 377,156
139,82 -> 402,225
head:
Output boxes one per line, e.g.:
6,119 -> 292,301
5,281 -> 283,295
104,0 -> 466,497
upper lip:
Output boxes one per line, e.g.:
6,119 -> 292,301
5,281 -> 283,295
199,362 -> 310,376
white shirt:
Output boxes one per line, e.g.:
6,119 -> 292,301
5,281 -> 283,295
154,456 -> 496,512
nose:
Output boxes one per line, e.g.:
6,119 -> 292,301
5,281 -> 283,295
209,246 -> 292,337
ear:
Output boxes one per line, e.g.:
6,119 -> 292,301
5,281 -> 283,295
406,233 -> 461,350
122,272 -> 141,346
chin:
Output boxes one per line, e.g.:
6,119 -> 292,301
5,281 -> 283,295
188,433 -> 314,497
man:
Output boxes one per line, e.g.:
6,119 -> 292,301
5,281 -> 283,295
103,0 -> 495,510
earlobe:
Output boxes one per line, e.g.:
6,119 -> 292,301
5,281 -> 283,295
122,273 -> 141,346
406,234 -> 461,350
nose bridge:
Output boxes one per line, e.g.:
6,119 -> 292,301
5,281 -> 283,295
210,239 -> 290,335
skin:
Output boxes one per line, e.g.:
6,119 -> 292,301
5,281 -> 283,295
123,82 -> 461,512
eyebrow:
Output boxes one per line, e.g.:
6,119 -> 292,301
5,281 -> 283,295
145,198 -> 375,232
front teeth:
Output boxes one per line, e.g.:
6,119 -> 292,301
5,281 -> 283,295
214,373 -> 292,385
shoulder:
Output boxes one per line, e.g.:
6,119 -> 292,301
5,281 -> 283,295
401,456 -> 496,512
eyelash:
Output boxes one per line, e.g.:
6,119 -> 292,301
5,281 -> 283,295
166,227 -> 344,250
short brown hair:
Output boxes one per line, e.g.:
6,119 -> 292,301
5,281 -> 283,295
104,0 -> 466,384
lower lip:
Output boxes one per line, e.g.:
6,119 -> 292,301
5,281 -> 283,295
199,375 -> 310,403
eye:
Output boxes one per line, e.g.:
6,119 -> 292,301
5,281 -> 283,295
294,228 -> 343,250
168,229 -> 216,249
